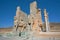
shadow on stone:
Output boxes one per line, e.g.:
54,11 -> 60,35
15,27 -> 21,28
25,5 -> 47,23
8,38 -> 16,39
19,32 -> 21,36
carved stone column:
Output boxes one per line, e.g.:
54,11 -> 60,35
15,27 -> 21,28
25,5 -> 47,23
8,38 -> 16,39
44,9 -> 50,32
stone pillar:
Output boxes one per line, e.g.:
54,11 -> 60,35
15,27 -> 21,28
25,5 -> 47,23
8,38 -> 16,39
30,1 -> 37,16
36,9 -> 43,32
30,1 -> 37,31
44,9 -> 50,32
14,6 -> 21,34
16,6 -> 20,31
37,9 -> 42,26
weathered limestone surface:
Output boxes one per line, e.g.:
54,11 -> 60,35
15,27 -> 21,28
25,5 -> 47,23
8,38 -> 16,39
14,6 -> 28,33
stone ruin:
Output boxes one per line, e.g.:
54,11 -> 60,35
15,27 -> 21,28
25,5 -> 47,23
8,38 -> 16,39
0,1 -> 60,40
14,1 -> 50,37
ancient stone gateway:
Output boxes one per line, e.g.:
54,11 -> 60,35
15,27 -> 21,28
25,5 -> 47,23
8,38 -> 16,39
14,1 -> 50,36
0,1 -> 60,40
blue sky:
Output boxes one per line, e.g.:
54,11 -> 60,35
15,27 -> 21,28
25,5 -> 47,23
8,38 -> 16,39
0,0 -> 60,28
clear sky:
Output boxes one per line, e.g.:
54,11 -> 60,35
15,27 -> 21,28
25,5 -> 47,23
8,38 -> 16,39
0,0 -> 60,28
